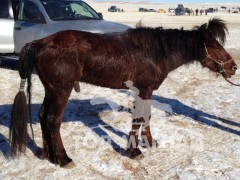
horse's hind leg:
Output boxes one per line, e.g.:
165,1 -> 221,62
38,101 -> 48,159
40,91 -> 72,166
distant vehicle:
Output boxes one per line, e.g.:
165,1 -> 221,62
168,7 -> 175,12
175,4 -> 185,15
207,8 -> 215,13
139,8 -> 147,12
157,9 -> 166,13
232,10 -> 238,13
175,7 -> 185,15
139,8 -> 156,12
148,9 -> 156,12
108,5 -> 118,12
221,6 -> 227,10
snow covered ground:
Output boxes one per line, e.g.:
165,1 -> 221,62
0,2 -> 240,179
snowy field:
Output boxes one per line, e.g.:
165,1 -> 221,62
0,1 -> 240,179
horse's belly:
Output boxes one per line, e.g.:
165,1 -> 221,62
81,64 -> 133,89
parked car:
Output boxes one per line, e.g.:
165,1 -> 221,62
0,0 -> 130,54
139,8 -> 147,12
108,5 -> 118,12
148,9 -> 156,12
157,9 -> 166,13
221,6 -> 227,10
175,7 -> 185,15
207,8 -> 215,13
175,4 -> 185,15
168,7 -> 176,12
0,0 -> 14,54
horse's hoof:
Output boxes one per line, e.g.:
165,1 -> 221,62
59,156 -> 73,167
34,147 -> 43,158
62,161 -> 76,169
126,148 -> 144,160
49,154 -> 72,167
41,149 -> 49,160
134,153 -> 144,160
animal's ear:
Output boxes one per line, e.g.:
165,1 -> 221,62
199,23 -> 211,43
207,18 -> 228,45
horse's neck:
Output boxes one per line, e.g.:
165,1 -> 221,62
164,52 -> 196,72
162,30 -> 202,71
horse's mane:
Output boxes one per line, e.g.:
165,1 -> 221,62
129,24 -> 204,64
206,17 -> 228,44
128,18 -> 228,65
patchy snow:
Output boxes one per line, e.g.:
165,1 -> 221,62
225,29 -> 240,50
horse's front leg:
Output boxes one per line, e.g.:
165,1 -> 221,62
140,99 -> 158,148
126,118 -> 142,158
141,116 -> 158,148
126,89 -> 153,158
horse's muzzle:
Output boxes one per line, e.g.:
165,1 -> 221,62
232,65 -> 238,73
222,65 -> 237,78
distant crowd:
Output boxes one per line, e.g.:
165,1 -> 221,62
186,8 -> 218,16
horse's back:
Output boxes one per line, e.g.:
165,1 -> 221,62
33,29 -> 161,90
33,30 -> 134,89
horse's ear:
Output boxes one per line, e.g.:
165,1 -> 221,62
136,20 -> 143,28
199,23 -> 210,43
207,18 -> 228,45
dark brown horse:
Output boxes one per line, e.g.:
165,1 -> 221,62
10,18 -> 237,166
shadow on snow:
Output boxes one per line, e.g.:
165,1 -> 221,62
0,95 -> 239,158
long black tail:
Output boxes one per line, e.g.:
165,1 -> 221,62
10,42 -> 39,156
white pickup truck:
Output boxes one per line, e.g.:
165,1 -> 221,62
0,0 -> 129,55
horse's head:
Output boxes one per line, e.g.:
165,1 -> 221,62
199,18 -> 237,78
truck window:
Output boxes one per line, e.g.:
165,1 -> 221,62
70,3 -> 94,18
41,0 -> 100,20
0,0 -> 10,18
18,0 -> 43,23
